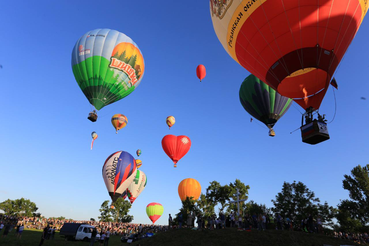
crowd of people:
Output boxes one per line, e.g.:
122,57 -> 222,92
1,213 -> 369,245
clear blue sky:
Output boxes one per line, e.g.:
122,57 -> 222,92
0,0 -> 368,225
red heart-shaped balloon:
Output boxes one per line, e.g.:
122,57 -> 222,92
161,135 -> 191,167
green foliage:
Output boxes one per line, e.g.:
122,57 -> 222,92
340,164 -> 369,226
98,198 -> 133,223
98,200 -> 113,222
227,179 -> 250,214
244,201 -> 270,216
336,200 -> 362,232
0,198 -> 38,217
111,197 -> 133,222
271,181 -> 335,227
196,194 -> 214,218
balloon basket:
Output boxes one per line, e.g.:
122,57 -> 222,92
301,120 -> 330,145
88,112 -> 98,122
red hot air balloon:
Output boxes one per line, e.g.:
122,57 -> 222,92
196,64 -> 206,82
161,135 -> 191,168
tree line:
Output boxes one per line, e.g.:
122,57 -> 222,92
1,164 -> 369,232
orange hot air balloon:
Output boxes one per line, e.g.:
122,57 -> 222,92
178,178 -> 201,202
196,64 -> 206,82
210,1 -> 368,110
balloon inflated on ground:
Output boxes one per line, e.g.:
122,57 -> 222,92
111,114 -> 128,134
239,74 -> 292,137
146,203 -> 164,224
178,178 -> 201,202
71,29 -> 145,122
102,151 -> 137,207
162,135 -> 191,167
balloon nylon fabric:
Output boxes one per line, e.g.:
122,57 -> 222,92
239,74 -> 292,128
72,29 -> 145,110
161,135 -> 191,165
102,151 -> 137,203
127,170 -> 147,204
178,178 -> 201,201
210,0 -> 368,109
146,203 -> 164,224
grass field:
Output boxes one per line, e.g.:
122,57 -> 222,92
0,228 -> 363,246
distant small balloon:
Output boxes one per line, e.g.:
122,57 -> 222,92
361,97 -> 366,100
111,114 -> 128,134
91,132 -> 98,150
166,116 -> 175,129
196,64 -> 206,82
136,149 -> 142,157
136,159 -> 142,169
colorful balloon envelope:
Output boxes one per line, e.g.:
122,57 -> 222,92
72,29 -> 145,115
146,203 -> 163,224
166,116 -> 175,129
136,159 -> 142,169
102,151 -> 137,205
120,190 -> 128,200
210,1 -> 368,110
178,178 -> 201,202
91,131 -> 98,150
161,135 -> 191,168
239,74 -> 292,136
196,64 -> 206,82
111,114 -> 128,133
127,170 -> 147,204
136,149 -> 141,157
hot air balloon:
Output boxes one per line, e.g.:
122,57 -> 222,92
196,64 -> 206,82
239,74 -> 292,137
210,1 -> 368,143
111,114 -> 128,133
146,203 -> 163,224
102,151 -> 137,206
91,131 -> 98,150
72,29 -> 145,122
178,178 -> 201,202
162,135 -> 191,168
120,190 -> 128,200
166,116 -> 175,129
127,170 -> 147,204
136,149 -> 141,157
136,159 -> 142,169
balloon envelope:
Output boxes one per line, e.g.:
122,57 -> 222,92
146,203 -> 164,224
136,159 -> 142,169
72,29 -> 145,111
127,170 -> 147,204
210,1 -> 368,109
136,149 -> 141,157
161,135 -> 191,167
178,178 -> 201,202
91,132 -> 98,150
239,74 -> 292,129
196,64 -> 206,81
166,116 -> 175,129
102,151 -> 137,204
111,114 -> 128,133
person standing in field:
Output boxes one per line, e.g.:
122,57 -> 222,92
17,224 -> 24,239
39,225 -> 49,246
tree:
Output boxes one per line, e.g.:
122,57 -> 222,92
111,197 -> 133,222
272,181 -> 320,224
98,200 -> 113,222
227,179 -> 250,214
196,194 -> 214,218
341,164 -> 369,226
0,198 -> 38,217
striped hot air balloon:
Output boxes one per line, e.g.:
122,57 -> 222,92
111,114 -> 128,133
146,203 -> 164,224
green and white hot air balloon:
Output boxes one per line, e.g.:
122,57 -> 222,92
72,29 -> 145,122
